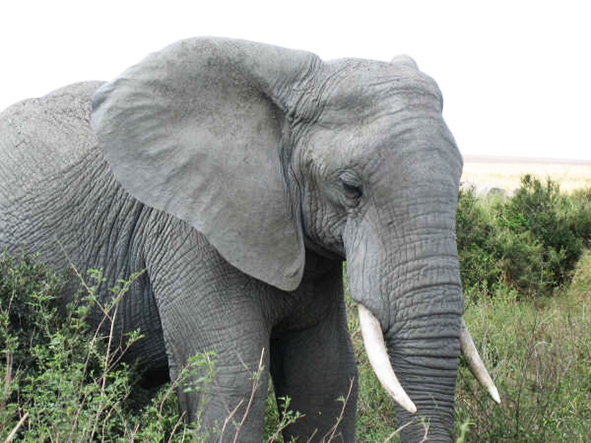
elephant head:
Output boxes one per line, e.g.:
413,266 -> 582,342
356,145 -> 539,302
91,38 -> 498,441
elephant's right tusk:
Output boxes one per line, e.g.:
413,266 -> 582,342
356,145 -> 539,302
357,304 -> 417,414
460,318 -> 501,404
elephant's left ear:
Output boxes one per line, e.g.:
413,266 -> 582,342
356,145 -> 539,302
91,38 -> 319,291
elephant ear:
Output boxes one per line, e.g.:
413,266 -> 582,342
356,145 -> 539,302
91,38 -> 319,291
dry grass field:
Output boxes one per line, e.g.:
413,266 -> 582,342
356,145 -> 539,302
462,155 -> 591,193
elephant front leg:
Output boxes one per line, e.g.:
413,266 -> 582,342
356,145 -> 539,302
146,240 -> 273,441
157,293 -> 272,441
270,298 -> 358,442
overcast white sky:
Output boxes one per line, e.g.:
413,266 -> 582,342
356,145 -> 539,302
1,0 -> 589,160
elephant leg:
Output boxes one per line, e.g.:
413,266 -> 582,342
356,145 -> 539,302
155,277 -> 271,440
270,270 -> 358,442
145,225 -> 271,441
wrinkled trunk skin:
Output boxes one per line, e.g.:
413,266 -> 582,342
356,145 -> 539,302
346,212 -> 463,441
387,257 -> 463,441
386,237 -> 463,441
386,285 -> 462,441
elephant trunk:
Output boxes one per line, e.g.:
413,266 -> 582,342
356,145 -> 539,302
386,240 -> 464,442
358,299 -> 461,441
385,288 -> 462,442
358,298 -> 500,440
347,217 -> 465,441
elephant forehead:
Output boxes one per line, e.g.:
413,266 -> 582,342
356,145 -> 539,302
315,61 -> 443,124
306,109 -> 452,162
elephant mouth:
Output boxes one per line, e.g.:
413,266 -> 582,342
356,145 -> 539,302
357,303 -> 501,413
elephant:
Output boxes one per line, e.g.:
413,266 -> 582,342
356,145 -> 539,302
0,38 -> 499,441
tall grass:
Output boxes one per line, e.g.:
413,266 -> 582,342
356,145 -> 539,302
455,250 -> 591,441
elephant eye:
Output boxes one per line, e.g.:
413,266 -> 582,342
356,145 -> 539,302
340,178 -> 363,201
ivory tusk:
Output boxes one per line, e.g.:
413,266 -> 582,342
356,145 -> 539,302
460,318 -> 501,404
357,304 -> 417,414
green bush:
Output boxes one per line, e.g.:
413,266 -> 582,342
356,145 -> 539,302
501,175 -> 588,286
456,187 -> 503,295
0,252 -> 192,441
457,175 -> 591,298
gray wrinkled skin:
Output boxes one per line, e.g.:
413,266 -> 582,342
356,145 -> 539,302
0,38 -> 463,442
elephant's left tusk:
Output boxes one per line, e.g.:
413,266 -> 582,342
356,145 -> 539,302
460,318 -> 501,404
357,304 -> 417,414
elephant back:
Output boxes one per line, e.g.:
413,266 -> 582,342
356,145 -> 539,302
0,81 -> 107,261
0,81 -> 105,193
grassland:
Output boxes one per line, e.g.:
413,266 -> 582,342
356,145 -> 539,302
454,251 -> 591,442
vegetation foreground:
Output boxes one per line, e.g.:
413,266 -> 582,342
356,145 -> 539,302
1,176 -> 590,441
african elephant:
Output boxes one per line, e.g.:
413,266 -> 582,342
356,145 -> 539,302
0,38 -> 498,442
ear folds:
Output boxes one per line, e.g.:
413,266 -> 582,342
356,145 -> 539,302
91,38 -> 319,291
